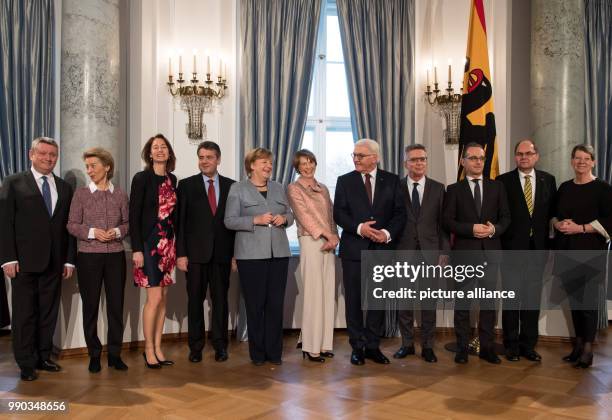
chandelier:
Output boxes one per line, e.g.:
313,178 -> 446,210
167,53 -> 228,143
424,63 -> 461,145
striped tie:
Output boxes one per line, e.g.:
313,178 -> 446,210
524,175 -> 533,216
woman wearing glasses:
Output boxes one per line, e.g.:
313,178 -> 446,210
553,144 -> 612,368
287,150 -> 338,363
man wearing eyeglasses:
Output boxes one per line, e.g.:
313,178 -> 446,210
393,144 -> 449,363
443,142 -> 511,365
496,139 -> 556,363
334,139 -> 406,366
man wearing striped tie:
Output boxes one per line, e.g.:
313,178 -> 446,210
0,137 -> 76,381
497,139 -> 557,362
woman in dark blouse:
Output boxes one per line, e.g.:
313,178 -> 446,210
129,134 -> 178,369
554,144 -> 612,368
67,148 -> 129,373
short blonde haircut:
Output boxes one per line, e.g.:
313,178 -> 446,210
244,147 -> 273,176
83,147 -> 115,180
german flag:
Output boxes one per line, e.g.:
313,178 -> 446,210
458,0 -> 498,180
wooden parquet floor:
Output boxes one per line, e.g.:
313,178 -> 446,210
1,329 -> 611,419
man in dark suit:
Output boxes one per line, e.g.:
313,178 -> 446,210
393,144 -> 449,363
334,138 -> 406,365
443,142 -> 511,364
497,139 -> 556,362
0,137 -> 76,381
177,141 -> 235,363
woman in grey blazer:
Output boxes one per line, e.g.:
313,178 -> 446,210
224,148 -> 294,365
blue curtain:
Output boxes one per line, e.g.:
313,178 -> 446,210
584,0 -> 612,184
336,0 -> 414,174
239,0 -> 322,185
0,0 -> 55,181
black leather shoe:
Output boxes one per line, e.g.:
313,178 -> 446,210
143,352 -> 162,369
89,357 -> 101,373
574,352 -> 593,369
455,351 -> 468,364
20,367 -> 37,381
320,351 -> 334,358
252,360 -> 265,366
215,349 -> 228,362
505,349 -> 520,362
393,345 -> 415,359
421,348 -> 438,363
479,350 -> 502,364
350,349 -> 365,366
302,351 -> 325,363
189,351 -> 202,363
108,355 -> 128,370
36,359 -> 61,372
520,349 -> 542,362
364,348 -> 390,364
268,359 -> 282,365
155,354 -> 174,366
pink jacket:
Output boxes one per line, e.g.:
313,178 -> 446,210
287,178 -> 337,239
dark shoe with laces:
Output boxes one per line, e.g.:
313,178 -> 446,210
189,351 -> 202,363
364,348 -> 390,364
89,357 -> 101,373
421,348 -> 438,363
479,350 -> 502,364
350,349 -> 365,366
215,349 -> 229,362
520,349 -> 542,362
505,349 -> 520,362
36,359 -> 61,372
393,345 -> 415,359
455,351 -> 468,364
108,355 -> 128,370
20,367 -> 37,381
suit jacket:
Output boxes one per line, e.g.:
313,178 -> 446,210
176,173 -> 235,264
443,178 -> 511,255
129,170 -> 178,253
0,170 -> 76,272
497,168 -> 556,250
224,179 -> 294,260
396,176 -> 450,263
333,169 -> 407,261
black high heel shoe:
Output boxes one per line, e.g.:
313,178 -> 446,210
302,351 -> 325,363
562,346 -> 583,363
143,352 -> 162,369
155,354 -> 175,366
574,352 -> 593,369
320,351 -> 334,358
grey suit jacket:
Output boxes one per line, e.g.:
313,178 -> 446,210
224,179 -> 294,259
396,176 -> 450,264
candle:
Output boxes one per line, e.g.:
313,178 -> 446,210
426,69 -> 429,86
434,66 -> 437,84
224,63 -> 228,80
179,55 -> 183,74
218,59 -> 223,77
448,58 -> 452,84
193,49 -> 197,73
169,57 -> 172,75
207,56 -> 211,74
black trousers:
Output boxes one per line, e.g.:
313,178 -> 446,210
501,242 -> 545,352
11,261 -> 62,369
454,263 -> 499,352
186,261 -> 230,352
342,259 -> 385,350
237,258 -> 288,362
76,252 -> 126,358
0,275 -> 9,328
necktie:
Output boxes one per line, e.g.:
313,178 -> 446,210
412,182 -> 420,216
472,179 -> 481,217
208,179 -> 217,215
364,173 -> 373,204
42,175 -> 52,216
524,175 -> 533,216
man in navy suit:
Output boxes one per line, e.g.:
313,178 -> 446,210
443,142 -> 511,365
334,139 -> 406,365
176,141 -> 235,363
0,137 -> 76,381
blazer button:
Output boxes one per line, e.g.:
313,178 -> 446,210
369,216 -> 374,220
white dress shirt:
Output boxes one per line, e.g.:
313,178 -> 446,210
31,167 -> 58,213
407,176 -> 426,206
518,168 -> 536,200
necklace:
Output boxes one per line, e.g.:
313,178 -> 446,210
251,181 -> 267,188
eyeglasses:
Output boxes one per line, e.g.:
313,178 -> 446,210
407,157 -> 427,163
516,152 -> 537,158
465,156 -> 486,162
351,153 -> 375,161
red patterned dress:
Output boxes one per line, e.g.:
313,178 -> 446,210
133,175 -> 177,287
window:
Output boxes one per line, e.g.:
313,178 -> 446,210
287,0 -> 354,252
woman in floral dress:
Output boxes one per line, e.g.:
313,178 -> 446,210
129,134 -> 178,368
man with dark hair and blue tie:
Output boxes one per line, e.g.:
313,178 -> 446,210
0,137 -> 76,381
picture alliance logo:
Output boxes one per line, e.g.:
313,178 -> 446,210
371,261 -> 488,283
